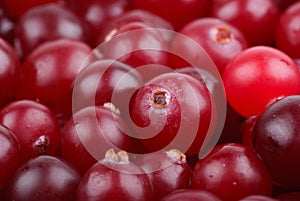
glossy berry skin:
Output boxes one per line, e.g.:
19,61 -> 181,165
76,149 -> 154,201
210,0 -> 280,46
174,17 -> 248,74
129,72 -> 212,157
223,46 -> 300,118
253,95 -> 300,187
0,37 -> 20,107
5,155 -> 81,201
17,39 -> 92,126
192,143 -> 273,201
132,0 -> 212,30
275,2 -> 300,59
0,124 -> 21,190
14,3 -> 87,58
134,149 -> 192,200
0,100 -> 61,162
161,189 -> 223,201
0,8 -> 16,44
61,105 -> 143,175
238,195 -> 279,201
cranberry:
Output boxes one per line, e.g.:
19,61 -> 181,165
174,17 -> 248,74
128,72 -> 212,157
5,155 -> 81,201
134,149 -> 192,200
210,0 -> 280,46
0,124 -> 21,190
223,46 -> 300,117
275,1 -> 300,59
66,0 -> 130,47
0,37 -> 20,107
161,189 -> 223,201
76,149 -> 154,201
192,143 -> 273,201
276,192 -> 300,201
0,100 -> 61,162
252,95 -> 300,187
241,115 -> 259,148
14,3 -> 87,58
61,104 -> 143,175
132,0 -> 212,30
0,8 -> 15,44
238,195 -> 279,201
17,39 -> 92,126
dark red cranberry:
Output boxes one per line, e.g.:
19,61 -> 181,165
276,192 -> 300,201
134,149 -> 192,200
253,95 -> 300,187
223,46 -> 300,118
17,39 -> 92,126
211,0 -> 280,46
238,195 -> 279,201
241,115 -> 259,148
61,104 -> 144,175
76,149 -> 154,201
5,155 -> 81,201
0,37 -> 20,108
128,72 -> 212,157
0,8 -> 15,44
161,189 -> 223,201
275,1 -> 300,59
14,3 -> 87,58
192,143 -> 273,201
173,17 -> 248,74
132,0 -> 212,30
66,0 -> 130,47
0,124 -> 21,190
0,100 -> 61,162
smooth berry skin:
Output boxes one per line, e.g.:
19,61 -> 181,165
14,3 -> 87,58
223,46 -> 300,118
173,17 -> 248,74
17,39 -> 92,126
253,95 -> 300,187
76,149 -> 154,201
192,143 -> 273,201
275,2 -> 300,59
0,124 -> 21,190
66,0 -> 129,47
5,155 -> 81,201
241,115 -> 259,148
238,195 -> 279,201
132,0 -> 212,30
210,0 -> 280,46
0,37 -> 20,107
0,8 -> 16,44
161,189 -> 223,201
134,149 -> 192,200
0,100 -> 61,162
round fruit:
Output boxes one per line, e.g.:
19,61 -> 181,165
161,189 -> 223,201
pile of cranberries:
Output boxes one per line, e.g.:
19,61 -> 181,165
0,0 -> 300,201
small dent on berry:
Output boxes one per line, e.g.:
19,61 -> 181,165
33,135 -> 50,154
214,26 -> 234,44
152,90 -> 170,108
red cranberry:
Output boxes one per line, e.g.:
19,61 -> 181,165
161,189 -> 223,201
132,0 -> 212,30
223,46 -> 300,118
76,149 -> 154,201
5,155 -> 81,201
0,124 -> 21,190
14,3 -> 88,58
61,104 -> 143,175
0,37 -> 20,107
210,0 -> 280,46
128,72 -> 212,157
17,39 -> 92,126
0,8 -> 15,44
0,100 -> 61,162
192,143 -> 273,201
134,149 -> 192,200
275,1 -> 300,59
174,17 -> 248,74
253,95 -> 300,187
241,115 -> 259,148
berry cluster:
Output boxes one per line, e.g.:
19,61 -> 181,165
0,0 -> 300,201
